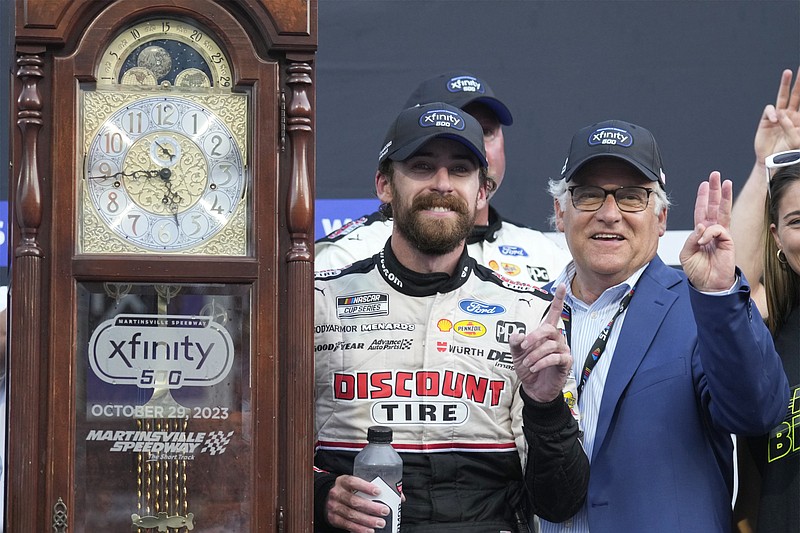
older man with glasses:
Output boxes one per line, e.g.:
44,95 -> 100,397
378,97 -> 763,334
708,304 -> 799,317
537,119 -> 788,533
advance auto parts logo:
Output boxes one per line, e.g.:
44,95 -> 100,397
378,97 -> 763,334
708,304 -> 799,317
89,314 -> 234,389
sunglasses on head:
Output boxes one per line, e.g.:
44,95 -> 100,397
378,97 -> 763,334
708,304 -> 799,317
766,149 -> 800,196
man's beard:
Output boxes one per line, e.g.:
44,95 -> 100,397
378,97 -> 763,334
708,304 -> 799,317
393,192 -> 475,255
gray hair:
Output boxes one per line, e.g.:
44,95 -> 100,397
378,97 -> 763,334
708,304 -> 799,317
546,178 -> 671,230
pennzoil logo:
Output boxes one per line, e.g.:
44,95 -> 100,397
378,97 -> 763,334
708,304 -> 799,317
336,292 -> 389,319
501,263 -> 521,276
454,320 -> 486,338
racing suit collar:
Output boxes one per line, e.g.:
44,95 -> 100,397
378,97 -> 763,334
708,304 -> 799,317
378,240 -> 475,297
466,205 -> 502,245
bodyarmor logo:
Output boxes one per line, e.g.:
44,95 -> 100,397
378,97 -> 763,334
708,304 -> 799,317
447,75 -> 484,94
588,127 -> 632,147
419,109 -> 465,130
88,315 -> 234,389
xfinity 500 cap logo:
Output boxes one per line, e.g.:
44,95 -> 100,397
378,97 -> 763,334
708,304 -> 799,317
448,75 -> 484,94
89,314 -> 234,389
588,126 -> 632,147
419,109 -> 465,130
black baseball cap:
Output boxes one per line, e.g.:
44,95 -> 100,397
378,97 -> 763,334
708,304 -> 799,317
404,71 -> 513,126
378,102 -> 488,167
560,119 -> 666,186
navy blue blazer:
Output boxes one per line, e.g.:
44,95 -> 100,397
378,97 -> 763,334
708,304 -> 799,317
547,256 -> 788,532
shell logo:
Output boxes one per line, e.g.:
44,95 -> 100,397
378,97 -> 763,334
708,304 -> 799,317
488,260 -> 500,271
454,320 -> 486,338
437,319 -> 453,332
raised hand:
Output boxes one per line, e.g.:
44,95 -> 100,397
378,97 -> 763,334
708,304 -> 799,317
324,474 -> 391,533
755,68 -> 800,163
510,284 -> 572,403
679,171 -> 735,292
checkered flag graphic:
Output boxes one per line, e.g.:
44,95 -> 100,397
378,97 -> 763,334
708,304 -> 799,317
200,431 -> 235,455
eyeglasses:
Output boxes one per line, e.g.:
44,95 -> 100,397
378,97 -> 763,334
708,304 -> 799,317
765,149 -> 800,196
568,185 -> 654,213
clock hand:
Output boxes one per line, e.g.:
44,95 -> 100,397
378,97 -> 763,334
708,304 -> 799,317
160,171 -> 182,225
154,140 -> 175,161
87,169 -> 166,181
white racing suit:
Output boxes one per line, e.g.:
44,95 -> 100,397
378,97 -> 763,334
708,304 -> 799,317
314,243 -> 588,533
315,206 -> 570,286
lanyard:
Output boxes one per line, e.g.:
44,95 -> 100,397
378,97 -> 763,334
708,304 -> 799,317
565,285 -> 636,399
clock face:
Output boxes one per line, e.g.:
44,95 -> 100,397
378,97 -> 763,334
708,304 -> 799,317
84,95 -> 247,252
98,18 -> 233,88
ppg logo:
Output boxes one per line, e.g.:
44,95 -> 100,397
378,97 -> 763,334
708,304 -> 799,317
527,266 -> 549,282
496,321 -> 526,344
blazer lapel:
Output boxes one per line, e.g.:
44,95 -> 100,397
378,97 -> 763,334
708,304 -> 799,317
590,258 -> 681,460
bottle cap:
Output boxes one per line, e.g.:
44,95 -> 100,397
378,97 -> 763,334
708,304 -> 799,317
366,425 -> 393,444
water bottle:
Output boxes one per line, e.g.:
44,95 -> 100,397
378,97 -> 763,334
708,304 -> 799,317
352,425 -> 402,533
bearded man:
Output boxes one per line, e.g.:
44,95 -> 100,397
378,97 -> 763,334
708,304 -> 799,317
312,102 -> 589,533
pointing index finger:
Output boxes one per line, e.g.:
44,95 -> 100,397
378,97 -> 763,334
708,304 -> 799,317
542,283 -> 567,328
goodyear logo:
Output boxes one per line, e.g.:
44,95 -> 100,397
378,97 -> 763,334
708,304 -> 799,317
588,127 -> 632,147
419,109 -> 465,130
458,299 -> 506,315
336,292 -> 389,319
448,75 -> 484,94
499,245 -> 528,257
454,320 -> 486,338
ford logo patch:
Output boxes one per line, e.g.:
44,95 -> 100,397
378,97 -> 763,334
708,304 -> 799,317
499,245 -> 528,257
419,109 -> 465,130
588,127 -> 632,147
447,75 -> 484,94
459,299 -> 506,315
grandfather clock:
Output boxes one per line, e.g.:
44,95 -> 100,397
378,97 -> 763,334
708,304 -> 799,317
10,1 -> 316,531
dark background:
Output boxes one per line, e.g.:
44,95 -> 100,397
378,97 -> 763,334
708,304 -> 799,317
2,0 -> 800,262
315,0 -> 800,232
